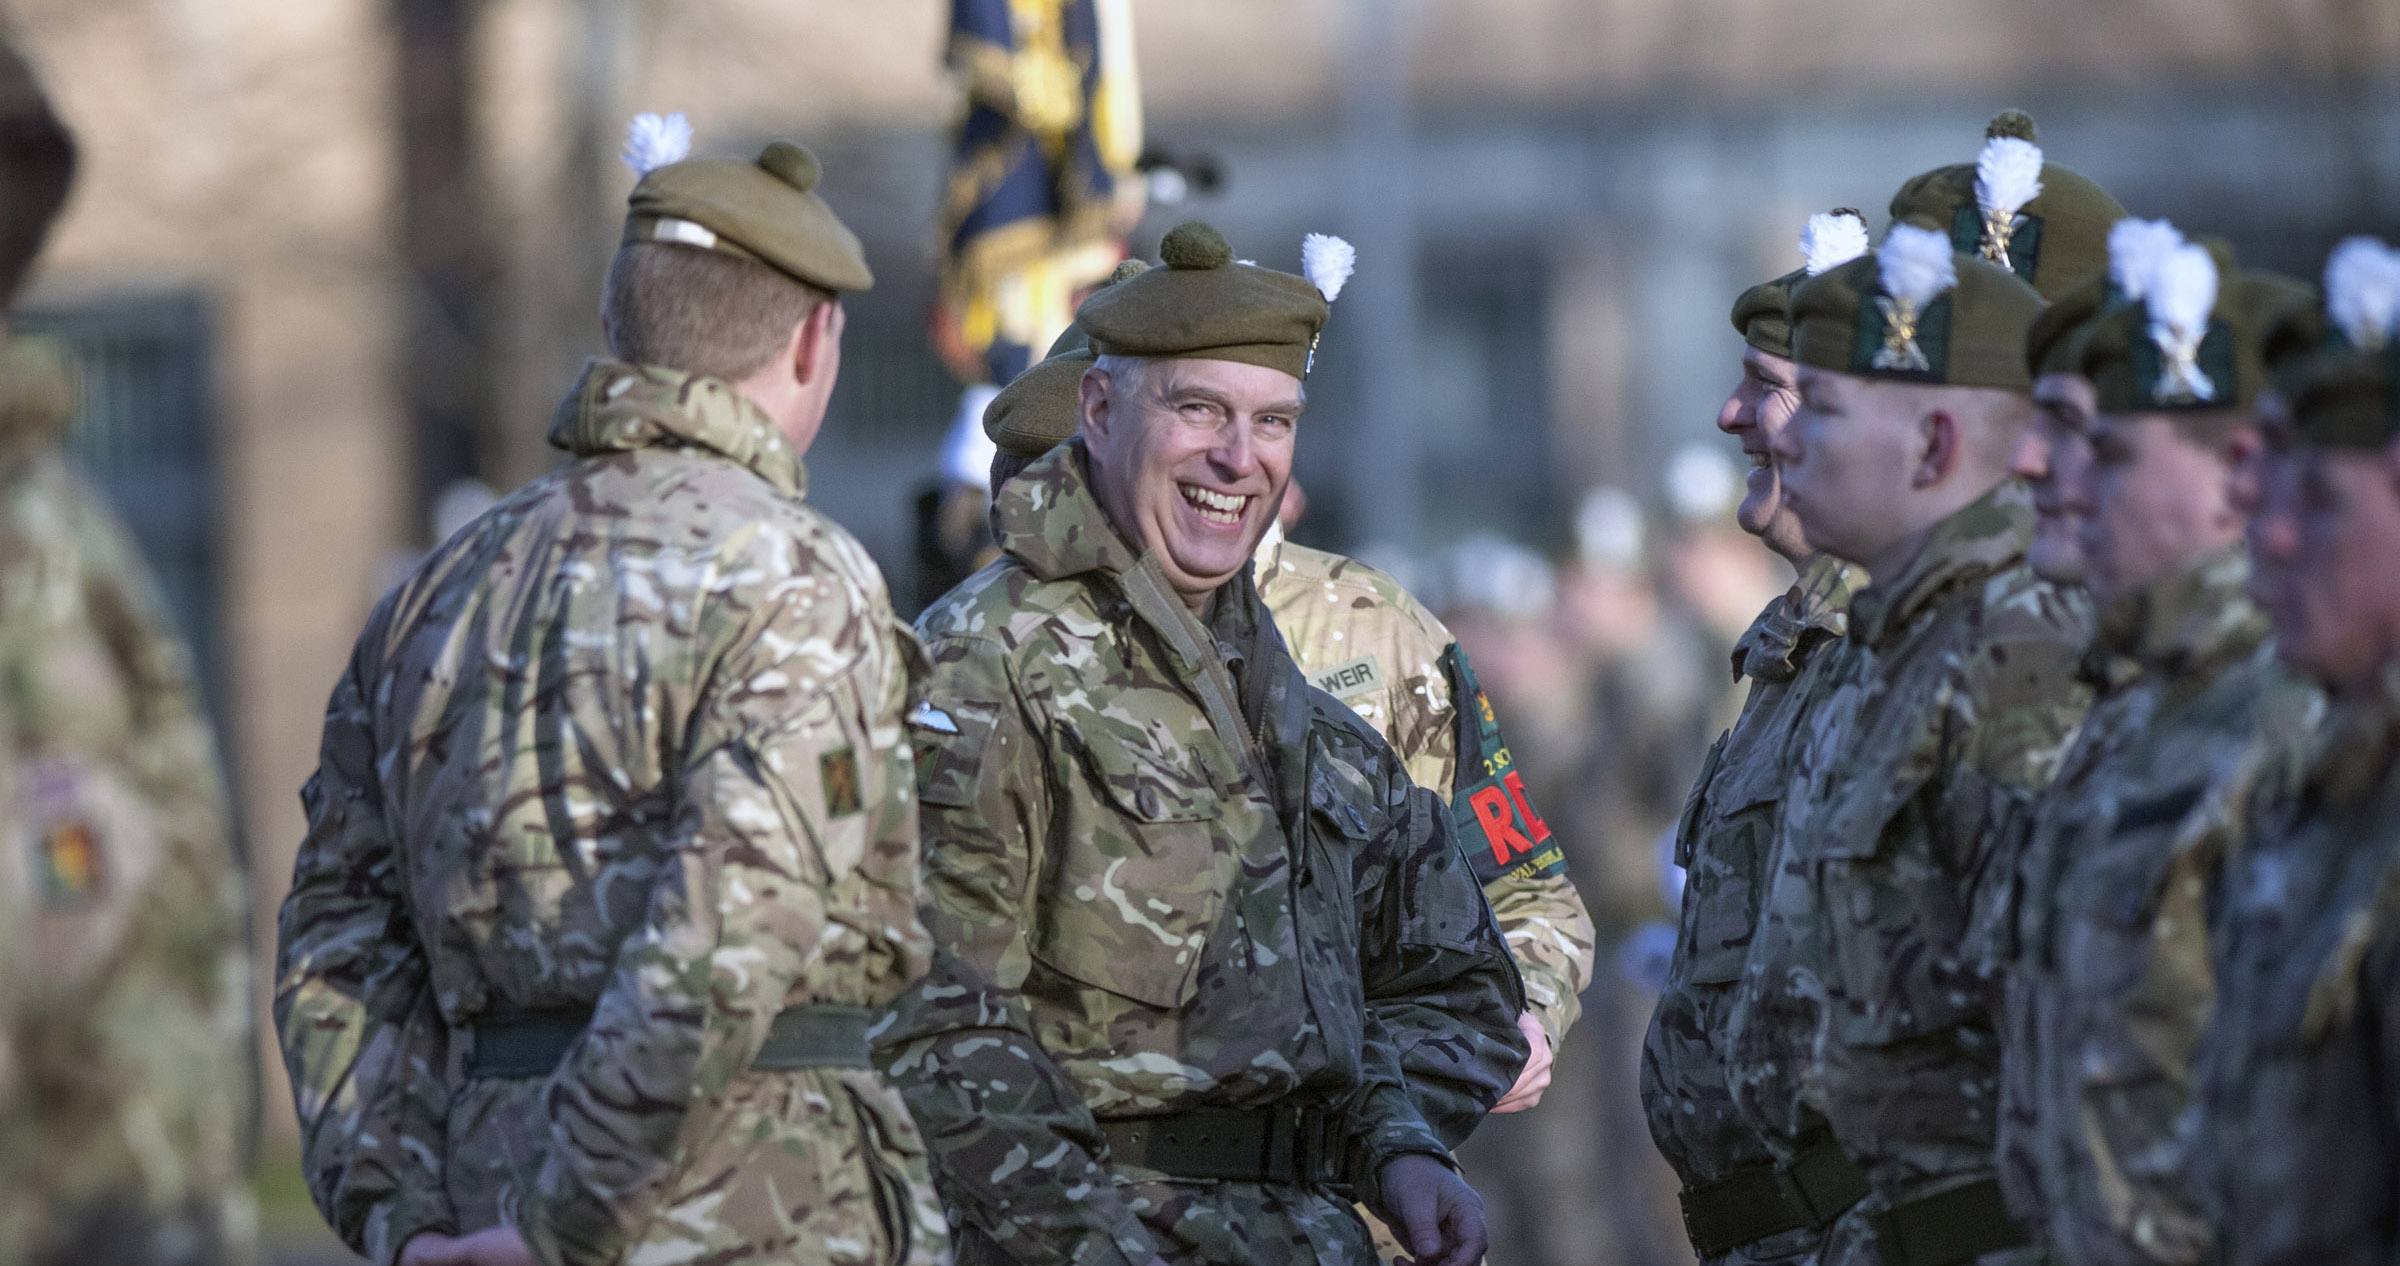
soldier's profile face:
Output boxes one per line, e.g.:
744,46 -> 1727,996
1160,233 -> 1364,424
2019,372 -> 2099,586
1081,356 -> 1302,605
1775,367 -> 1924,567
1720,347 -> 1806,553
2265,446 -> 2400,692
2080,411 -> 2248,605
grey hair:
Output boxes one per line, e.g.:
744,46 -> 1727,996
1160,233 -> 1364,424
1089,354 -> 1153,402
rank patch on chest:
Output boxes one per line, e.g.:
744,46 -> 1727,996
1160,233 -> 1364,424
820,746 -> 863,818
1311,655 -> 1384,701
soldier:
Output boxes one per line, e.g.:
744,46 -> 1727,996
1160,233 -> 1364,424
1641,208 -> 1874,1266
0,29 -> 263,1266
1996,226 -> 2323,1266
878,220 -> 1527,1266
2186,238 -> 2400,1266
1724,217 -> 2095,1266
974,274 -> 1600,1258
274,122 -> 948,1266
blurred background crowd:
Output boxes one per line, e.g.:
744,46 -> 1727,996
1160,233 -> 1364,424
5,0 -> 2400,1262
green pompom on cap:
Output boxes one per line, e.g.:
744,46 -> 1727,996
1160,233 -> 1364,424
1159,221 -> 1234,271
1985,109 -> 2037,142
1106,257 -> 1153,285
757,141 -> 821,193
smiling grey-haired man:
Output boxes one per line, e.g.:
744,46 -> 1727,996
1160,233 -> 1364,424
878,221 -> 1528,1266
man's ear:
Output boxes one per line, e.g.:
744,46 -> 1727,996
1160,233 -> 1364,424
1914,408 -> 1960,489
791,300 -> 838,386
1077,366 -> 1112,449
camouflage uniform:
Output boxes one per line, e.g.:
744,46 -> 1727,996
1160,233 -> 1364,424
1254,528 -> 1596,1048
274,361 -> 947,1266
878,440 -> 1527,1266
1998,548 -> 2318,1266
2187,662 -> 2400,1266
1725,481 -> 2092,1266
0,334 -> 258,1266
1641,554 -> 1864,1266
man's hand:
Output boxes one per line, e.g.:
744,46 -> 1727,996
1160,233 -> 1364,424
397,1226 -> 537,1266
1490,1010 -> 1552,1114
1379,1152 -> 1488,1266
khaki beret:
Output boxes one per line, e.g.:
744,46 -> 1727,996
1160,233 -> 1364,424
1075,221 -> 1331,381
1887,111 -> 2127,302
1733,269 -> 1805,359
1790,228 -> 2047,391
985,348 -> 1093,458
2283,339 -> 2400,449
624,140 -> 873,293
2074,256 -> 2316,413
2026,277 -> 2109,379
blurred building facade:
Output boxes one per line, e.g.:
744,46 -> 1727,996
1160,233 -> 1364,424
4,0 -> 2398,1260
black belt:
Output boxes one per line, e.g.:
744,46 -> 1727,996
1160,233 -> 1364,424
1096,1104 -> 1346,1185
1678,1135 -> 1871,1257
1868,1178 -> 2030,1266
467,1003 -> 876,1079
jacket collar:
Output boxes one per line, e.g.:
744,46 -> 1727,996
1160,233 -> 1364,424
2091,546 -> 2268,683
547,359 -> 807,498
992,438 -> 1149,583
1848,479 -> 2036,647
1733,553 -> 1864,683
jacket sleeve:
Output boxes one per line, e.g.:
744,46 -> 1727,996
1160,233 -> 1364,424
873,635 -> 1161,1266
516,581 -> 890,1266
1439,643 -> 1596,1051
274,639 -> 457,1266
1353,732 -> 1530,1161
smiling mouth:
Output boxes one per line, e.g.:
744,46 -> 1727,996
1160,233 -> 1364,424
1179,483 -> 1251,526
1744,449 -> 1772,471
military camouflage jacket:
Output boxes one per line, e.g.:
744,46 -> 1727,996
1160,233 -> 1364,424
275,361 -> 943,1266
0,335 -> 257,1262
879,441 -> 1525,1266
1725,481 -> 2092,1207
1642,554 -> 1861,1190
1999,548 -> 2318,1266
2189,663 -> 2400,1266
1256,528 -> 1597,1049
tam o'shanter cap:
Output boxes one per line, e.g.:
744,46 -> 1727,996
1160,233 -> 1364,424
1887,110 -> 2127,301
2283,236 -> 2400,449
985,258 -> 1153,459
618,112 -> 873,293
1074,221 -> 1348,381
1732,209 -> 1871,358
2064,220 -> 2316,413
1789,221 -> 2046,391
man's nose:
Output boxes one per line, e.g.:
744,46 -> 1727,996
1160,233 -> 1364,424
1716,389 -> 1749,436
2010,429 -> 2050,481
1213,421 -> 1260,475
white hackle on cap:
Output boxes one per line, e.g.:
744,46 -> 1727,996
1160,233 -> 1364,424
621,112 -> 693,178
1975,136 -> 2044,223
2147,241 -> 2220,404
2326,236 -> 2400,352
1878,223 -> 1958,308
1302,234 -> 1356,303
1799,211 -> 1870,277
2108,218 -> 2186,302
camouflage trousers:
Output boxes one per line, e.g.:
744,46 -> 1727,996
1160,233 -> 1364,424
445,1066 -> 948,1266
954,1178 -> 1376,1266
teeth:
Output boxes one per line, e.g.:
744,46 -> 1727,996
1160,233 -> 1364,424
1746,451 -> 1772,470
1179,484 -> 1249,525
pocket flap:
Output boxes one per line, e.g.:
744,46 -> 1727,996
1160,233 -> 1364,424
1060,719 -> 1224,822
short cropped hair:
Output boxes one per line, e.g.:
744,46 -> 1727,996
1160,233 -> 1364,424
601,241 -> 831,382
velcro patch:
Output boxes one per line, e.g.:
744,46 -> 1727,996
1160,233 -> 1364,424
1311,655 -> 1385,701
820,747 -> 863,818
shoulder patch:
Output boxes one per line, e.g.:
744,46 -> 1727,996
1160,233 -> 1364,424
1443,643 -> 1568,886
908,699 -> 961,734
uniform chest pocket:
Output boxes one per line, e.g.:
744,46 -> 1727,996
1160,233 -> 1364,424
1676,797 -> 1775,986
1028,720 -> 1237,1010
1812,768 -> 1984,1047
